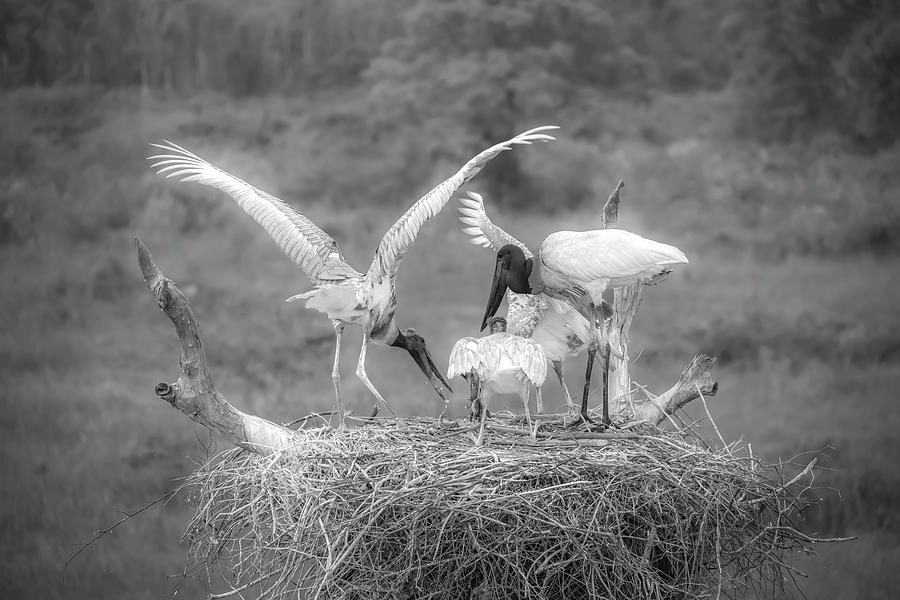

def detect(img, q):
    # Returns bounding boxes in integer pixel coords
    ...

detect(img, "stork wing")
[457,191,533,258]
[366,126,557,283]
[542,229,687,286]
[513,336,548,387]
[148,142,360,284]
[447,337,483,379]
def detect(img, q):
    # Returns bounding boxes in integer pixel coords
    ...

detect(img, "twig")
[283,412,336,429]
[209,571,277,599]
[65,489,178,568]
[697,383,726,448]
[487,424,642,440]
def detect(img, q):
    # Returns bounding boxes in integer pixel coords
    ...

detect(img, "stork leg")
[331,321,346,429]
[533,386,543,439]
[578,343,597,426]
[355,336,397,417]
[600,340,611,426]
[475,393,490,446]
[573,303,609,429]
[552,360,576,416]
[466,374,483,421]
[534,379,545,414]
[519,387,534,439]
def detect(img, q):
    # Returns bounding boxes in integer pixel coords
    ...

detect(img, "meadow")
[1,85,898,599]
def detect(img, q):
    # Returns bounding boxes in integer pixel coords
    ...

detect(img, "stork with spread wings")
[149,126,557,427]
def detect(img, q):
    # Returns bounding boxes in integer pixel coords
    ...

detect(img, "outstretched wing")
[457,191,533,258]
[447,337,483,379]
[514,337,548,387]
[366,126,557,284]
[148,141,360,285]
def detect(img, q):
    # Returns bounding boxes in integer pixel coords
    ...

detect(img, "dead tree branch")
[137,238,297,456]
[633,355,719,426]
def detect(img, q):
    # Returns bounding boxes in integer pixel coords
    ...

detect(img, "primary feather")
[457,191,532,258]
[367,126,557,284]
[148,141,360,285]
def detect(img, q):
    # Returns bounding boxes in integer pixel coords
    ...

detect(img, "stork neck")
[371,318,400,346]
[388,329,408,349]
[527,262,544,295]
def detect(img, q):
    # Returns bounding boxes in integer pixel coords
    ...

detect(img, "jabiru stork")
[448,316,547,444]
[149,126,557,428]
[479,228,688,429]
[457,191,592,416]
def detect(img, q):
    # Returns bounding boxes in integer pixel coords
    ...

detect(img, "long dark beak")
[409,345,453,399]
[480,255,508,331]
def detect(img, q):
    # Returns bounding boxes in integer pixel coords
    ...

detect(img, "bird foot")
[565,412,612,432]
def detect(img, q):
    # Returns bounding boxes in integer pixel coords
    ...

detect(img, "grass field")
[1,87,898,599]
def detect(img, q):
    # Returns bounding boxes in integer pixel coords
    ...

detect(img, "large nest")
[180,417,822,600]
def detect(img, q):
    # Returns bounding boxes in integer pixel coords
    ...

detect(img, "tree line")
[2,0,897,147]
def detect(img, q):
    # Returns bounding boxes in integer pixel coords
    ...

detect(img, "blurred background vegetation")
[1,1,899,599]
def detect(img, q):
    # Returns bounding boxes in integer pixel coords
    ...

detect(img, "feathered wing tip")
[517,337,548,387]
[457,190,534,256]
[147,140,358,284]
[458,191,493,248]
[672,247,689,264]
[447,337,482,380]
[659,244,689,266]
[646,238,689,266]
[366,126,557,284]
[148,140,215,181]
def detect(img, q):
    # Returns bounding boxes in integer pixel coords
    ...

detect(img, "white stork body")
[458,192,591,413]
[537,229,687,307]
[481,220,688,427]
[149,126,556,427]
[448,316,547,443]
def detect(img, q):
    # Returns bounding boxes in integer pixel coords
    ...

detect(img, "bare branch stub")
[136,238,296,455]
[601,179,625,229]
[636,355,719,426]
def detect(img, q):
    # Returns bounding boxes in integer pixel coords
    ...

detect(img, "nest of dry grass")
[179,416,826,600]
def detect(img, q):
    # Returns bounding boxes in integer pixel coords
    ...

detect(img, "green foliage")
[732,0,900,147]
[357,0,736,208]
[0,0,407,93]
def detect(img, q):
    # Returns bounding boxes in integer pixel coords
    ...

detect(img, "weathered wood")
[599,180,693,416]
[599,180,637,411]
[600,179,624,228]
[632,355,719,426]
[137,238,297,456]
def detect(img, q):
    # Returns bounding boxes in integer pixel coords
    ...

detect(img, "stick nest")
[180,418,822,600]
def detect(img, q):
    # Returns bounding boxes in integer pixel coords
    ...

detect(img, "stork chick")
[448,316,547,444]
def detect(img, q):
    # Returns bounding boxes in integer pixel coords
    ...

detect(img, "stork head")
[481,244,532,331]
[391,328,453,400]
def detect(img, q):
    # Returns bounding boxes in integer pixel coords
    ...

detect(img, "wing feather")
[448,337,483,379]
[457,191,533,257]
[516,337,548,386]
[541,229,687,286]
[366,126,557,283]
[148,141,360,284]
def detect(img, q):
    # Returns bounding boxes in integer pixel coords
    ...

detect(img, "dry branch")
[600,179,625,228]
[628,355,719,426]
[137,238,296,456]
